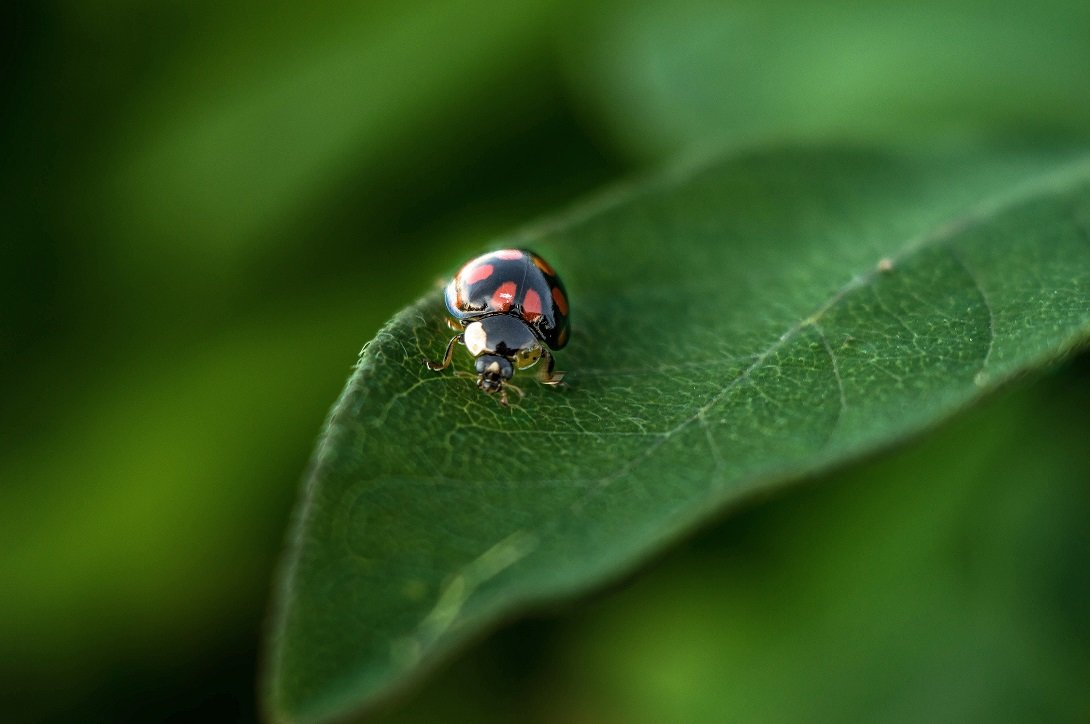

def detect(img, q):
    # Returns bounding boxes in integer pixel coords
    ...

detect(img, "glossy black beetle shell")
[443,248,570,350]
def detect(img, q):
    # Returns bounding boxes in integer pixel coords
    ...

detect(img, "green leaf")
[265,143,1090,723]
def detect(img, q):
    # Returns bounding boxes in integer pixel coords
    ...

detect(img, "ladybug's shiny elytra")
[424,248,570,405]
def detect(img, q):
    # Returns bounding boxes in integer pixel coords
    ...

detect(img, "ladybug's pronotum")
[424,248,570,405]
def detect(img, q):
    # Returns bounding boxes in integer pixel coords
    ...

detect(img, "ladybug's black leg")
[444,317,461,332]
[537,349,565,386]
[423,334,463,371]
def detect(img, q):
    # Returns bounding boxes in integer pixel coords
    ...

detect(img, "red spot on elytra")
[551,286,568,315]
[462,263,494,285]
[493,249,523,260]
[522,289,543,321]
[491,281,517,311]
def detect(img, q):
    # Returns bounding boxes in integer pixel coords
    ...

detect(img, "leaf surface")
[266,144,1090,722]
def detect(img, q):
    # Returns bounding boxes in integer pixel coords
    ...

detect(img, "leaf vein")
[814,322,847,444]
[947,246,995,382]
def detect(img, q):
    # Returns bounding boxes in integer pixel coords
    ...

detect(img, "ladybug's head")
[475,354,514,394]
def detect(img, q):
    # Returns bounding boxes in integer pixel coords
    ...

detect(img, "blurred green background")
[3,0,1089,721]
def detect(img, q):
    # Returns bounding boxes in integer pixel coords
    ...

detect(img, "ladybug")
[424,248,570,405]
